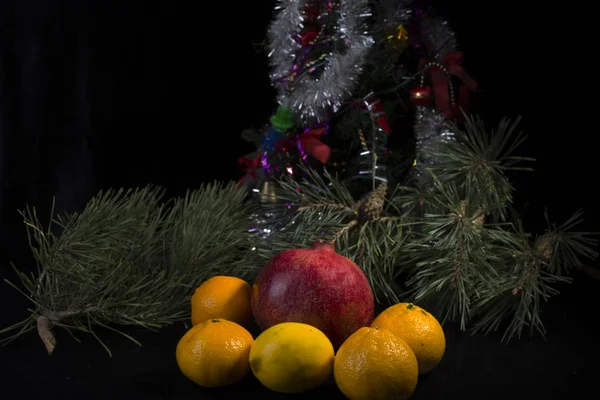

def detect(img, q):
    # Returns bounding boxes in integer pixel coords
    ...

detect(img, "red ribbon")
[418,51,478,121]
[237,154,260,187]
[300,127,331,163]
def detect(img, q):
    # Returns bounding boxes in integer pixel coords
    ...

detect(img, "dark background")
[0,1,596,399]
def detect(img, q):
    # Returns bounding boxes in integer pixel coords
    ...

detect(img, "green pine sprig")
[0,182,254,356]
[426,114,535,222]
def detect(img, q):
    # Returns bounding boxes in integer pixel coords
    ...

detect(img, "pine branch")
[470,211,597,343]
[239,107,597,345]
[246,166,413,302]
[392,158,598,343]
[538,209,599,276]
[426,114,535,222]
[334,217,407,303]
[399,177,516,330]
[0,182,253,355]
[242,168,356,265]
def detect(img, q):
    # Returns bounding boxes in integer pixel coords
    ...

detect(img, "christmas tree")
[1,0,597,355]
[237,0,598,342]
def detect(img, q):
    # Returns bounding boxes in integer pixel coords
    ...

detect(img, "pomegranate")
[251,239,375,348]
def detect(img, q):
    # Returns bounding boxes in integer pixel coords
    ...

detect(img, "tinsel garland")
[267,0,374,124]
[420,14,457,61]
[411,106,455,184]
[376,0,412,33]
[355,93,389,186]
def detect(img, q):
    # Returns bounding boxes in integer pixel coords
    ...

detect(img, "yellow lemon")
[334,327,418,400]
[249,322,335,393]
[175,318,254,387]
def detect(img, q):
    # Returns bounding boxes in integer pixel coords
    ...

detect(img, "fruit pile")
[176,241,446,400]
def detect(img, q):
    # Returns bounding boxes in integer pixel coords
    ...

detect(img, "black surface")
[1,270,599,399]
[1,1,598,399]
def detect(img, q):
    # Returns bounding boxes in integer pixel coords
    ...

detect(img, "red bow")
[274,127,331,164]
[418,51,478,121]
[299,127,331,163]
[237,154,261,187]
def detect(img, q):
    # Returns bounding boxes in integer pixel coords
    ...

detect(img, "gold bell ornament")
[259,180,277,204]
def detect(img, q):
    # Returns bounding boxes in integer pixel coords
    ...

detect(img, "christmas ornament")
[409,86,434,106]
[301,27,319,46]
[250,239,375,348]
[263,127,285,153]
[269,105,295,132]
[263,106,295,152]
[386,24,409,53]
[259,180,277,204]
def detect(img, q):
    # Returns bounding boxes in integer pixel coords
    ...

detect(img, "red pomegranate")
[250,239,375,348]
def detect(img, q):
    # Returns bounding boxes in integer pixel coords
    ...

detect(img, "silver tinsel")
[378,0,413,32]
[248,207,291,242]
[267,0,374,125]
[356,93,388,186]
[246,190,299,258]
[421,15,457,61]
[412,106,455,184]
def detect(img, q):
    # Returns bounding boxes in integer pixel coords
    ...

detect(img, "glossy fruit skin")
[371,302,446,374]
[334,327,419,400]
[175,318,254,387]
[191,275,252,326]
[249,322,335,393]
[251,240,375,348]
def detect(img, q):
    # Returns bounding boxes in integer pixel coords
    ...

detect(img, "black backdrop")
[0,1,582,265]
[0,1,597,399]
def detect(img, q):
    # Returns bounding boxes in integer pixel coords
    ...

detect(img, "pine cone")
[535,234,554,261]
[357,181,388,222]
[457,200,485,232]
